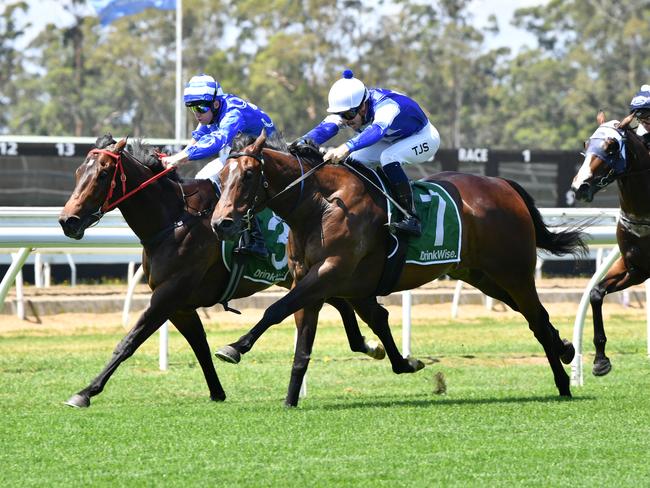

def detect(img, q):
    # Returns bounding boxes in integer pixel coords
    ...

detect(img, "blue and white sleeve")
[303,115,345,145]
[186,112,244,160]
[346,100,400,152]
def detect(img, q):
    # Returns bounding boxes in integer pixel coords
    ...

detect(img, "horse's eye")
[243,169,253,181]
[98,170,109,180]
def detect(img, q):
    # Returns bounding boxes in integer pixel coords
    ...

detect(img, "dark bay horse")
[571,112,650,376]
[211,132,587,406]
[58,135,383,408]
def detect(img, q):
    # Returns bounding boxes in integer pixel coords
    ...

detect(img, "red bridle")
[86,148,175,214]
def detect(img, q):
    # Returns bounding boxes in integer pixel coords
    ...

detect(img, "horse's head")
[571,112,632,202]
[211,130,268,241]
[59,135,128,239]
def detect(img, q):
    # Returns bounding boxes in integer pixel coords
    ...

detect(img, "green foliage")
[2,0,650,147]
[1,312,650,485]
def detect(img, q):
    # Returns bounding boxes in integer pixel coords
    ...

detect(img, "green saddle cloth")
[404,181,462,265]
[221,208,290,285]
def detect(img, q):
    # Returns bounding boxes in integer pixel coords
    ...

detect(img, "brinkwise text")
[419,249,457,261]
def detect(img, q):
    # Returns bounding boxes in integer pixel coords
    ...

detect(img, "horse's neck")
[117,162,182,241]
[263,150,383,232]
[263,150,322,222]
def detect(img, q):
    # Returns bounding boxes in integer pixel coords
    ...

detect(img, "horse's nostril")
[59,215,82,236]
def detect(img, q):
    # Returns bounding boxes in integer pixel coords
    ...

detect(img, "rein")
[226,150,327,216]
[85,148,176,225]
[342,161,411,217]
[96,149,177,212]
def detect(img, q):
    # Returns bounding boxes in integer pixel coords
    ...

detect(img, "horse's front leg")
[216,260,339,364]
[591,257,645,376]
[285,302,323,407]
[65,283,185,408]
[169,308,226,401]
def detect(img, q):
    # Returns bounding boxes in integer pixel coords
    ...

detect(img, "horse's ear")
[596,110,606,125]
[252,128,267,153]
[115,139,128,153]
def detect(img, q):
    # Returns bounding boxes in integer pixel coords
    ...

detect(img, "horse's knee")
[590,286,605,306]
[261,304,287,326]
[113,337,135,358]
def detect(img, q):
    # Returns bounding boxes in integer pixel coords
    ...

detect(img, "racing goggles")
[635,112,650,124]
[337,106,361,121]
[187,103,212,114]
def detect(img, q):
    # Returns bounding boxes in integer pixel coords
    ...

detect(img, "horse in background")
[58,134,383,407]
[571,111,650,376]
[211,132,587,406]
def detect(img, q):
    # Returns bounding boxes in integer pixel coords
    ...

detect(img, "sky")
[469,0,547,52]
[3,0,548,53]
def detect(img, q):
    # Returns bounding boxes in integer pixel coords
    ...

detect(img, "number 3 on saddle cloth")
[377,179,462,296]
[220,208,291,295]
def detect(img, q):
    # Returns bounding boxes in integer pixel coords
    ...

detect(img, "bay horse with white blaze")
[211,132,587,407]
[58,135,383,408]
[571,112,650,376]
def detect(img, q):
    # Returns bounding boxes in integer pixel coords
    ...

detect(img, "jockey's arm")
[303,115,346,145]
[165,111,243,168]
[345,101,399,152]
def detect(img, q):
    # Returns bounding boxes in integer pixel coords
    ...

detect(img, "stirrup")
[237,236,269,258]
[392,216,421,237]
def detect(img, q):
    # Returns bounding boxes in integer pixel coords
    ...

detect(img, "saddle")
[344,162,463,296]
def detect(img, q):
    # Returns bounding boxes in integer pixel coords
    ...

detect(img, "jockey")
[162,74,275,258]
[629,84,650,149]
[298,70,440,237]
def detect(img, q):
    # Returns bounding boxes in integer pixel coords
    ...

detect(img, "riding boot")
[382,161,421,237]
[239,216,269,258]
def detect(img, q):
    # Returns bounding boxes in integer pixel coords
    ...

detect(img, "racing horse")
[211,132,587,406]
[58,134,384,408]
[571,111,650,376]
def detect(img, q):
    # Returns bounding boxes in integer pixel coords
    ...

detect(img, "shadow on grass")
[307,393,595,411]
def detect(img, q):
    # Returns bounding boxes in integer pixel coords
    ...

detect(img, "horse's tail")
[505,179,588,257]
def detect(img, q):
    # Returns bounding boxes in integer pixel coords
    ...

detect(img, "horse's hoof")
[65,393,90,408]
[559,390,572,398]
[215,345,241,364]
[210,392,227,402]
[407,357,425,372]
[592,358,612,376]
[365,340,386,360]
[560,339,575,364]
[283,400,298,408]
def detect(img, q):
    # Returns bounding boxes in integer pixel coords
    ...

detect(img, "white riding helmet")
[326,70,368,113]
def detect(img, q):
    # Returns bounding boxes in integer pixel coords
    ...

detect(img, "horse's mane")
[231,131,288,153]
[94,133,182,182]
[287,138,324,165]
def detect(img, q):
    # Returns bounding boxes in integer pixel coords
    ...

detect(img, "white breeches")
[350,121,440,167]
[194,145,231,183]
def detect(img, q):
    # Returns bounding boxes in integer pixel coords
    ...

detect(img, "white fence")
[0,206,640,384]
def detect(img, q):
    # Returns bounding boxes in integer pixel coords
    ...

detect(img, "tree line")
[1,0,649,149]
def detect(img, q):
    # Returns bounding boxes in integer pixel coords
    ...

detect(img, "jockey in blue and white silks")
[162,73,275,257]
[163,74,275,180]
[299,70,440,237]
[629,84,650,148]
